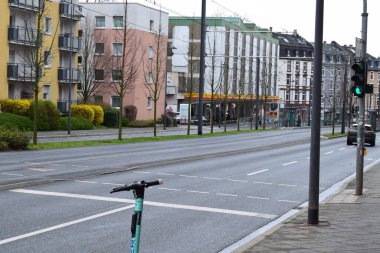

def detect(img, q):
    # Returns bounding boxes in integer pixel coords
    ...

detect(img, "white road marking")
[186,190,209,194]
[179,175,198,178]
[102,183,124,186]
[71,165,89,168]
[338,148,346,150]
[278,200,301,204]
[366,158,374,161]
[75,180,98,184]
[216,193,238,197]
[25,168,55,172]
[246,196,270,200]
[204,177,224,180]
[11,189,277,219]
[0,205,134,246]
[228,179,248,183]
[158,187,181,191]
[324,151,333,155]
[282,161,298,166]
[278,184,297,187]
[2,173,23,177]
[252,181,273,185]
[24,162,41,165]
[246,169,269,176]
[156,173,174,176]
[132,171,151,174]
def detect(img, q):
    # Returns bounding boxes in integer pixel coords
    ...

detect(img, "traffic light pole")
[356,0,368,196]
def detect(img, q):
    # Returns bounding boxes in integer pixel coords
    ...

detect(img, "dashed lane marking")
[252,181,273,185]
[278,200,301,204]
[179,175,198,178]
[132,171,151,174]
[71,165,89,168]
[1,173,24,177]
[246,169,269,176]
[186,190,209,194]
[204,177,224,180]
[246,196,270,200]
[101,183,124,186]
[228,179,248,183]
[24,162,41,165]
[338,148,346,150]
[324,151,334,155]
[10,189,277,219]
[75,180,98,184]
[282,161,298,166]
[156,173,175,176]
[157,187,181,191]
[216,193,238,197]
[278,184,297,187]
[25,168,55,172]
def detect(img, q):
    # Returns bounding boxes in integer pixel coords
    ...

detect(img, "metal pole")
[67,2,73,135]
[356,0,368,196]
[255,58,260,130]
[308,78,312,126]
[198,0,206,135]
[341,61,348,133]
[308,0,324,225]
[163,71,168,130]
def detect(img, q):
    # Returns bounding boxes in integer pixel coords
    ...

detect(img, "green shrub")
[121,117,129,127]
[0,99,31,116]
[28,100,60,131]
[0,141,7,151]
[88,105,104,125]
[71,105,95,122]
[0,112,33,131]
[0,126,31,150]
[128,120,155,128]
[58,117,94,130]
[102,109,119,128]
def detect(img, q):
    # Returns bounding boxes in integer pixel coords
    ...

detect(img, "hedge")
[28,100,60,131]
[88,105,104,126]
[0,126,31,151]
[102,109,119,128]
[0,99,30,116]
[58,117,94,130]
[71,105,95,122]
[0,112,33,131]
[128,120,155,128]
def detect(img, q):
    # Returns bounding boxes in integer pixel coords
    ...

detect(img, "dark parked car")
[190,116,206,125]
[347,124,376,146]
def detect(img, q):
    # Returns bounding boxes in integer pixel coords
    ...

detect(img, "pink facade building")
[81,2,168,120]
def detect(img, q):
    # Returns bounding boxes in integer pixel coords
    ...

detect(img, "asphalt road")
[1,128,378,253]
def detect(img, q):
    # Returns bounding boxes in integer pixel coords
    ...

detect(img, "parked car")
[190,116,206,125]
[347,124,376,146]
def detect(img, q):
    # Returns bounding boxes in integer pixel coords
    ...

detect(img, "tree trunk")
[118,98,123,140]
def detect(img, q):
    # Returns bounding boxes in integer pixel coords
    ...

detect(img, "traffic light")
[351,60,366,98]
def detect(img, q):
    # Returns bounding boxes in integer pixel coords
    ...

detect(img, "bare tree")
[22,1,59,145]
[143,16,167,137]
[79,15,108,104]
[104,1,142,140]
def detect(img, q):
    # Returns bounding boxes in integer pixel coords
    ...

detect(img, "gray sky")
[135,0,380,57]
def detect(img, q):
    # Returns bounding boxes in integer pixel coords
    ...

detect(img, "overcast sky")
[133,0,380,57]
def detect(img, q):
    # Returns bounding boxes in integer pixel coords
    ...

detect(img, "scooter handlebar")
[110,179,163,194]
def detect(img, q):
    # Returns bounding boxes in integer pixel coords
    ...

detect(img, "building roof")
[272,31,313,49]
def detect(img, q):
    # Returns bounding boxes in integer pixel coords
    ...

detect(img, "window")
[148,71,153,83]
[147,97,152,109]
[286,91,290,101]
[111,96,120,108]
[322,68,325,76]
[78,55,82,65]
[286,74,291,85]
[338,69,341,77]
[295,61,300,71]
[295,92,298,101]
[287,61,291,72]
[112,43,123,55]
[44,51,51,67]
[113,16,124,28]
[311,63,314,73]
[112,70,122,81]
[295,75,299,86]
[95,69,104,81]
[43,85,50,100]
[303,76,307,86]
[287,50,290,57]
[330,67,334,76]
[370,71,374,80]
[149,20,154,31]
[45,17,52,34]
[95,16,105,28]
[378,72,380,80]
[329,79,333,90]
[148,46,154,59]
[303,62,307,72]
[302,92,306,101]
[95,43,104,54]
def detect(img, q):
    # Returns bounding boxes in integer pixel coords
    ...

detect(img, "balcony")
[58,68,81,83]
[8,26,42,47]
[7,63,41,82]
[59,2,83,21]
[9,0,42,11]
[59,35,82,52]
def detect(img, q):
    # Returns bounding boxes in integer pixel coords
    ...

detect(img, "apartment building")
[273,30,314,127]
[80,2,168,120]
[366,56,380,112]
[0,0,82,113]
[169,17,279,122]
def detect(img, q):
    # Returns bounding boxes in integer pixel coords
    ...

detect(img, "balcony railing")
[57,100,78,114]
[8,26,42,47]
[7,63,41,82]
[59,2,83,21]
[58,35,82,52]
[9,0,43,11]
[58,68,81,83]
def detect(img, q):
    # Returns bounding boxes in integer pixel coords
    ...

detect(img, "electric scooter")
[110,179,163,253]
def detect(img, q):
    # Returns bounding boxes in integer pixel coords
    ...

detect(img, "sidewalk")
[240,161,380,253]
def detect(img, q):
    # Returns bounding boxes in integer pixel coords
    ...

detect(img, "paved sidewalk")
[241,162,380,253]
